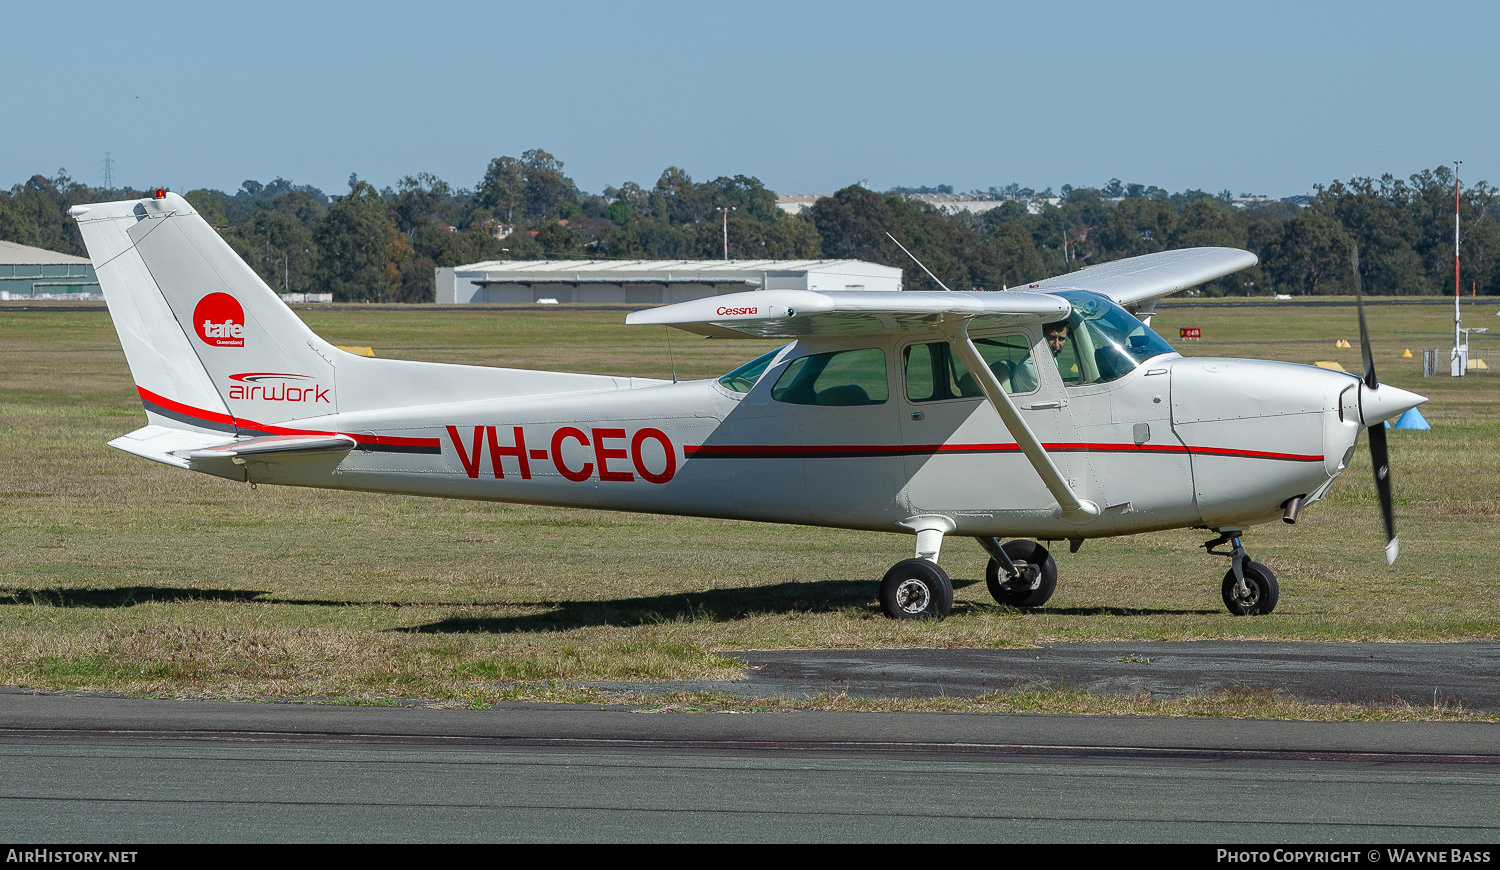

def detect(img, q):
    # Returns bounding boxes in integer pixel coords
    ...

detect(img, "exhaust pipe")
[1282,495,1303,525]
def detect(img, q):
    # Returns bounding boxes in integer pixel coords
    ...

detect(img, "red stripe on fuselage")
[134,388,1322,464]
[137,386,238,426]
[135,386,440,449]
[683,442,1323,462]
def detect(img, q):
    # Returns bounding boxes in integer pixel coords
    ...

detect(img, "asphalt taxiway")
[0,693,1497,842]
[698,641,1500,710]
[2,639,1498,843]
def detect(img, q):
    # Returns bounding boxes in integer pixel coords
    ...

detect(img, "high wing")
[625,289,1070,338]
[628,248,1254,338]
[1023,247,1257,309]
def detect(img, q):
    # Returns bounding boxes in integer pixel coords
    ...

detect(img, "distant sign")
[1180,327,1201,340]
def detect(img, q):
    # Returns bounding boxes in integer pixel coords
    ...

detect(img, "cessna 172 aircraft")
[71,191,1426,620]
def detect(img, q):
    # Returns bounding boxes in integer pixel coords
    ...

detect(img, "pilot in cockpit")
[1043,320,1070,358]
[1000,319,1070,393]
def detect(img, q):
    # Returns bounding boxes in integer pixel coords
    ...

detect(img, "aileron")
[1026,247,1258,307]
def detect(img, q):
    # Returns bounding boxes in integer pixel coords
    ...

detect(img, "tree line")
[2,157,1495,301]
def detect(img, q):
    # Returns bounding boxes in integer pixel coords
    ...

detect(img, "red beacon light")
[153,188,166,199]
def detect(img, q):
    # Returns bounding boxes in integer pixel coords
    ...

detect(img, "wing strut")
[942,321,1101,523]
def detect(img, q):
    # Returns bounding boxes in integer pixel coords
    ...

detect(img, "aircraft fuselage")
[209,330,1361,541]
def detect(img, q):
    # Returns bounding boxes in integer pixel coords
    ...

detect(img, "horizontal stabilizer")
[184,433,358,481]
[108,425,237,470]
[185,434,358,459]
[107,426,359,480]
[626,289,1070,338]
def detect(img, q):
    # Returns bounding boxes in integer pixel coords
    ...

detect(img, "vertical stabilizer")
[76,193,342,429]
[76,192,658,440]
[75,195,235,433]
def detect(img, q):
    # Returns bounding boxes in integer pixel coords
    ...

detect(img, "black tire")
[1221,561,1279,615]
[879,558,954,620]
[985,540,1058,608]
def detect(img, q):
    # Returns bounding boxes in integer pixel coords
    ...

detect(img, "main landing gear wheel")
[880,558,954,620]
[985,540,1057,608]
[1221,561,1279,616]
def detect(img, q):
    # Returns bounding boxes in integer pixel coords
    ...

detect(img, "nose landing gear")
[1204,532,1279,615]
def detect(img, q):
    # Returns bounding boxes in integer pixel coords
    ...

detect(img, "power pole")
[102,152,114,190]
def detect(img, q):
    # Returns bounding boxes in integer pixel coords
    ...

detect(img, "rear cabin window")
[903,335,1037,402]
[717,346,785,394]
[771,348,888,406]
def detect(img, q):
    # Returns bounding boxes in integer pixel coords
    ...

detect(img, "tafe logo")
[194,293,245,347]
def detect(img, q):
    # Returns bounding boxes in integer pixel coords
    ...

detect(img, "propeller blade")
[1354,244,1402,563]
[1366,421,1398,564]
[1353,246,1379,390]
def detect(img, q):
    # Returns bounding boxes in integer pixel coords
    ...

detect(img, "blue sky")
[5,1,1495,198]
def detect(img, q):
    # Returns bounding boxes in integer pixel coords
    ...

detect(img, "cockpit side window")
[1049,291,1176,386]
[903,335,1037,402]
[771,347,888,406]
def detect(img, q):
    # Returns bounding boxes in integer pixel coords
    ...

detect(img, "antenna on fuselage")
[885,232,954,292]
[663,326,678,384]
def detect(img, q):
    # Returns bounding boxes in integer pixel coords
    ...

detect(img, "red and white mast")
[1453,161,1465,376]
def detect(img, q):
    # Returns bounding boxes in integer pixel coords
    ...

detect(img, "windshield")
[717,346,787,393]
[1050,291,1176,386]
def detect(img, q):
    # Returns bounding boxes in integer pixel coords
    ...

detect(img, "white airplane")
[70,191,1427,620]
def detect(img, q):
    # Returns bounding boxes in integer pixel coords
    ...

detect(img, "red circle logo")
[193,293,245,347]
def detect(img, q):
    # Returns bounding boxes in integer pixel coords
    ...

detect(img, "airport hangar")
[0,240,99,299]
[435,259,903,305]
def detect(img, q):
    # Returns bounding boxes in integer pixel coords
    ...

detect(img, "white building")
[902,192,1062,216]
[436,259,903,305]
[774,193,826,215]
[902,193,1008,215]
[0,240,100,300]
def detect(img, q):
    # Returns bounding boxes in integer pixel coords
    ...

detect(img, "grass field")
[2,298,1497,717]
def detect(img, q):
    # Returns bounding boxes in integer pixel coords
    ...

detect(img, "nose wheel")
[1205,532,1279,615]
[1221,561,1278,615]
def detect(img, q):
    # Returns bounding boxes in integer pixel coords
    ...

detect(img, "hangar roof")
[0,240,91,266]
[453,259,900,285]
